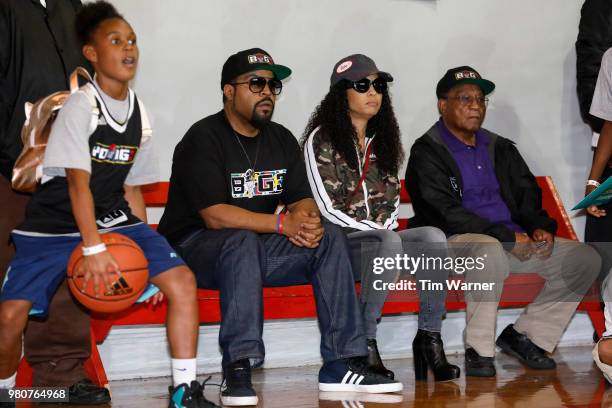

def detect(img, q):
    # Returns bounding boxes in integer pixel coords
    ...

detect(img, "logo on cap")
[248,53,273,65]
[455,71,479,80]
[337,60,353,74]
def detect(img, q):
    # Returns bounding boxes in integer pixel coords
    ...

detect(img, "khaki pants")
[448,233,600,357]
[0,175,90,386]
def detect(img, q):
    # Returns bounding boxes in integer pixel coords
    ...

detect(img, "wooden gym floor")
[35,345,610,408]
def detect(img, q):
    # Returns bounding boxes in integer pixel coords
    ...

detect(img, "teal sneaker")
[168,381,219,408]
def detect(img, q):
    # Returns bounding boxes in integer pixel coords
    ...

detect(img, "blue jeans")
[175,223,368,367]
[347,227,449,336]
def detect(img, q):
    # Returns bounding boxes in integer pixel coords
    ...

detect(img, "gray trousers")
[448,234,600,357]
[347,226,449,338]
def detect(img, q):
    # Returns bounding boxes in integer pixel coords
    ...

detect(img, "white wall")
[110,0,592,237]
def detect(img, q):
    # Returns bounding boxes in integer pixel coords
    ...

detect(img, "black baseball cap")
[436,66,495,98]
[330,54,393,86]
[220,48,292,89]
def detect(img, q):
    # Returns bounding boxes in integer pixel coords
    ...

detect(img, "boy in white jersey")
[0,2,218,407]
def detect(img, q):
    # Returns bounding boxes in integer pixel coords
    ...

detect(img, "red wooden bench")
[16,176,605,389]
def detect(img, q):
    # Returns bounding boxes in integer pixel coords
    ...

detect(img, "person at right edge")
[576,0,612,283]
[406,66,600,378]
[587,47,612,383]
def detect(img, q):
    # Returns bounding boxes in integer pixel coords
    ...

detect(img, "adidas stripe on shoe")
[318,357,403,394]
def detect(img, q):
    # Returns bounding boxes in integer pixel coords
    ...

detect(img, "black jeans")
[175,223,367,367]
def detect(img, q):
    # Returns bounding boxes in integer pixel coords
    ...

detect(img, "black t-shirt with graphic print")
[158,110,313,245]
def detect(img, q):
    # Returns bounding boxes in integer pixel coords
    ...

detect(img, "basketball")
[67,232,149,313]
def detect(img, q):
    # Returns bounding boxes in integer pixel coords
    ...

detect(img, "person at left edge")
[0,2,218,407]
[0,0,109,403]
[157,48,403,407]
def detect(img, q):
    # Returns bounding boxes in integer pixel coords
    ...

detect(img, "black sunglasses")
[230,76,283,95]
[346,77,388,94]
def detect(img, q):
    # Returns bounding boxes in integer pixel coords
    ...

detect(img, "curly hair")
[302,82,404,175]
[75,1,125,46]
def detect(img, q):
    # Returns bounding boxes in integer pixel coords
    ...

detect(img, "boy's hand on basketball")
[79,250,121,297]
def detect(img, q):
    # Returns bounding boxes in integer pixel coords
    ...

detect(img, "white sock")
[171,358,196,387]
[0,372,16,389]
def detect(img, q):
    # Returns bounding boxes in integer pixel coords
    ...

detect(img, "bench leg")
[15,358,32,387]
[84,327,110,390]
[587,308,606,338]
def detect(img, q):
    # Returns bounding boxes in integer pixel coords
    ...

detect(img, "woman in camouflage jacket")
[302,54,460,383]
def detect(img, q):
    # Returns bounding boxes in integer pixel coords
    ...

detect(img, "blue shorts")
[0,223,185,316]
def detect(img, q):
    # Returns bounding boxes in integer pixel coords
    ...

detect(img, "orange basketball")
[67,232,149,313]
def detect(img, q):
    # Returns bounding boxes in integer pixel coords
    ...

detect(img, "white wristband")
[82,243,107,256]
[587,179,601,188]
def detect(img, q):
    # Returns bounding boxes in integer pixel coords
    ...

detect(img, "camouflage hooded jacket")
[304,126,400,231]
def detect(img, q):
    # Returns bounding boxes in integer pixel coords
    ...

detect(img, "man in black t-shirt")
[158,48,402,406]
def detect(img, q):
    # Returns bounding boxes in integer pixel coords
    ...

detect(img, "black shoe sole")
[465,365,496,377]
[433,368,461,382]
[495,337,556,370]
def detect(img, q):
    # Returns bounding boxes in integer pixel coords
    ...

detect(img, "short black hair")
[75,1,125,45]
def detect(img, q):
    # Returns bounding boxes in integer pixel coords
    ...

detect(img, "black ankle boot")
[366,338,395,380]
[412,329,461,382]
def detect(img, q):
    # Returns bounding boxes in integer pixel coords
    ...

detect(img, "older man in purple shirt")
[437,120,525,233]
[406,66,600,378]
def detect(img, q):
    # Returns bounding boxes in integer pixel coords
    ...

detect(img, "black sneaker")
[221,359,258,406]
[168,381,220,408]
[496,324,557,369]
[465,348,496,377]
[318,357,403,394]
[66,379,111,405]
